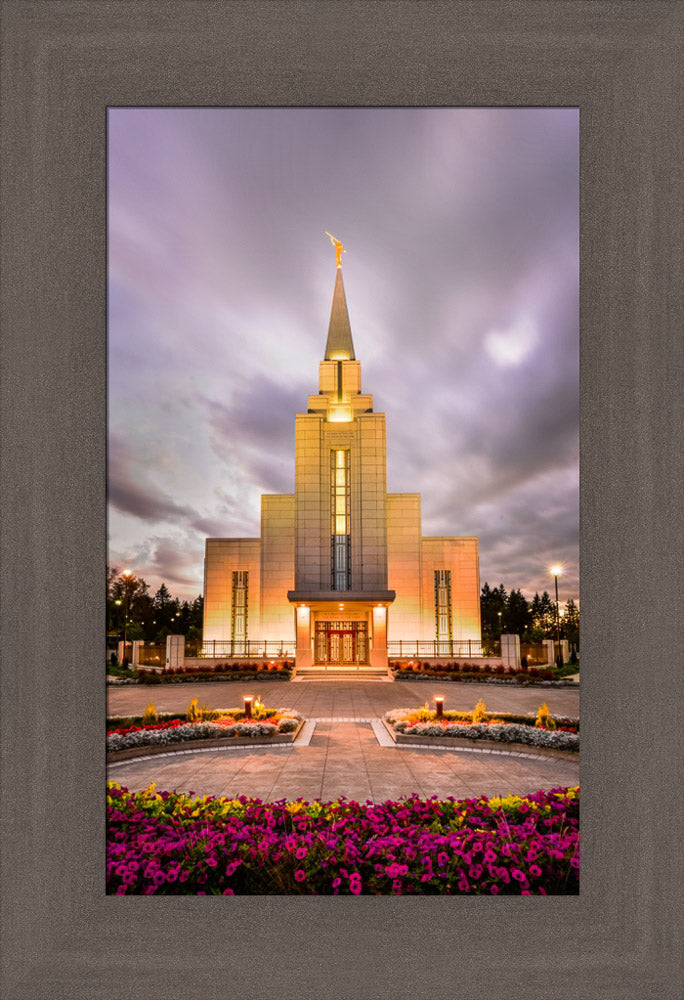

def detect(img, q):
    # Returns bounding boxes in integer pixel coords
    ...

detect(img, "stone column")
[560,639,570,663]
[165,634,185,671]
[117,640,126,665]
[131,640,144,667]
[542,639,555,665]
[295,606,312,668]
[371,606,388,669]
[500,634,521,672]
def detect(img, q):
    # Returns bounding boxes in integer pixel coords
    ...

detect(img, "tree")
[531,590,556,637]
[480,583,508,644]
[506,588,531,637]
[107,568,151,642]
[563,598,580,648]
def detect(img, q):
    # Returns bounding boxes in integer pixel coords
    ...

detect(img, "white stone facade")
[203,263,481,668]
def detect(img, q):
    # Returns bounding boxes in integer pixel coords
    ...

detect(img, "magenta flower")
[294,870,306,882]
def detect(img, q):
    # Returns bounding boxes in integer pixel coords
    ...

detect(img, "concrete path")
[108,678,579,720]
[108,720,579,805]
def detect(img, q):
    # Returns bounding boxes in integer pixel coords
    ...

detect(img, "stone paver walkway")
[107,680,579,802]
[108,678,579,720]
[108,719,579,803]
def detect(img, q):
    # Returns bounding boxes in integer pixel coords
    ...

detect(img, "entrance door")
[314,621,368,667]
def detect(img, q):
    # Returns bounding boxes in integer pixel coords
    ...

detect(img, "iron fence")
[199,640,296,659]
[387,640,488,659]
[520,642,549,665]
[137,643,166,667]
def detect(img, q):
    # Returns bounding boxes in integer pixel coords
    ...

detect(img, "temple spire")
[323,233,355,360]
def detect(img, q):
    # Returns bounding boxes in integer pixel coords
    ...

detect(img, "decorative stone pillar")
[295,606,312,668]
[371,606,388,669]
[500,633,521,672]
[560,639,570,663]
[165,634,185,671]
[131,640,144,667]
[542,639,555,665]
[117,640,125,665]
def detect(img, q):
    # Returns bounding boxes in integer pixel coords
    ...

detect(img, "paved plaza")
[107,679,579,802]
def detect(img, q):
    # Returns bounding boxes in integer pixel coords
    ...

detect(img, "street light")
[121,569,132,665]
[114,599,122,648]
[550,565,563,667]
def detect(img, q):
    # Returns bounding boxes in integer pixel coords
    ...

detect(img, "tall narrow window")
[232,571,248,650]
[331,449,351,590]
[434,569,452,644]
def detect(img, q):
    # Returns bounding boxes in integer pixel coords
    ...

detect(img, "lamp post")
[550,565,563,667]
[121,569,132,666]
[114,600,122,659]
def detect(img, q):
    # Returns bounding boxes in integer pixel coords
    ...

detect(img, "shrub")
[535,702,556,730]
[142,702,158,725]
[138,669,161,684]
[186,698,201,723]
[520,656,528,670]
[471,698,487,724]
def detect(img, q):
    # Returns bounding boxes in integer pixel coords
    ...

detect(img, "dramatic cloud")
[108,108,579,603]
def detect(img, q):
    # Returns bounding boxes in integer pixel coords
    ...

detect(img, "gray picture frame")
[1,2,681,998]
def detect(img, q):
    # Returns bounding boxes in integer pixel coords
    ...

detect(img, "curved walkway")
[107,718,579,803]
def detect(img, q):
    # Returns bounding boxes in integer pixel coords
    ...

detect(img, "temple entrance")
[314,620,368,666]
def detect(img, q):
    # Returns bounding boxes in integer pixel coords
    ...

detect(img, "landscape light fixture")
[434,696,445,718]
[243,696,253,720]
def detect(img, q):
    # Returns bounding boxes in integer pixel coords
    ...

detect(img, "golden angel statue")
[325,231,346,267]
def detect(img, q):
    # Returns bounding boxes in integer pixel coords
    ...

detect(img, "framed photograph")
[1,2,679,998]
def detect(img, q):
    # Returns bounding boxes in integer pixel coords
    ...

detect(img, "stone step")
[294,669,391,682]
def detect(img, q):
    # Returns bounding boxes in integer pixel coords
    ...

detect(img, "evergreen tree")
[539,590,557,637]
[480,583,508,643]
[506,588,531,636]
[563,598,580,648]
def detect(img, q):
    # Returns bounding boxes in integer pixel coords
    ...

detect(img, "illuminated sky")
[108,107,579,604]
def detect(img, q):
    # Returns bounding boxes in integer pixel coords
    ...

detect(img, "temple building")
[203,236,481,671]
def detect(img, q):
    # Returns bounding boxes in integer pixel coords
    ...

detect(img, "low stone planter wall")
[380,719,577,759]
[107,719,304,762]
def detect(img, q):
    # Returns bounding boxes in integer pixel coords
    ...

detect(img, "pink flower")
[294,870,306,882]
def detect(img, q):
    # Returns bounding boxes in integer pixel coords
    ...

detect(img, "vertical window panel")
[232,570,248,649]
[331,449,351,590]
[434,569,452,640]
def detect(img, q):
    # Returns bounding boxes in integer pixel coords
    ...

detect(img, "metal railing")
[520,642,550,665]
[199,640,295,659]
[137,643,166,667]
[387,640,487,659]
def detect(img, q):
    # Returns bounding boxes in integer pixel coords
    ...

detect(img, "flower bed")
[134,661,294,684]
[107,702,303,754]
[389,661,574,685]
[106,783,579,895]
[384,703,579,753]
